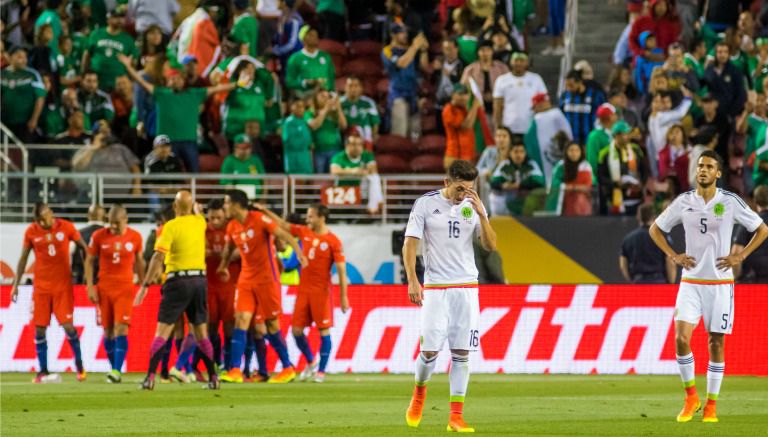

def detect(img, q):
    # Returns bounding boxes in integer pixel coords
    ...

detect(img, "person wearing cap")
[174,0,222,78]
[586,103,618,177]
[560,69,606,145]
[443,83,481,168]
[81,5,138,92]
[460,40,509,115]
[231,0,260,58]
[220,134,267,198]
[633,31,664,95]
[118,53,244,173]
[144,134,184,212]
[493,51,547,136]
[181,55,210,88]
[382,23,430,139]
[0,47,47,143]
[285,26,335,95]
[524,92,573,184]
[628,0,681,58]
[597,120,648,216]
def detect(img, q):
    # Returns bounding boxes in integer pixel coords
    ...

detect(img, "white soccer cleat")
[36,373,62,384]
[313,371,326,383]
[299,359,318,382]
[168,367,189,383]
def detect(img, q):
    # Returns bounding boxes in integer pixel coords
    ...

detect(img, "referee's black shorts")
[158,276,208,325]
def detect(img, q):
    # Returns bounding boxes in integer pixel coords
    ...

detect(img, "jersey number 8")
[47,244,56,256]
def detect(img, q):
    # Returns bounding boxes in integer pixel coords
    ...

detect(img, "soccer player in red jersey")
[84,204,145,383]
[10,203,89,383]
[217,190,307,383]
[204,198,240,373]
[260,204,349,382]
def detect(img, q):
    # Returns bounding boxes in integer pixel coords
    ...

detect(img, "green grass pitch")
[2,373,768,436]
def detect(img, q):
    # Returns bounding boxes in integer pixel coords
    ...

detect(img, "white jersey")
[405,190,483,288]
[492,71,547,133]
[655,189,763,282]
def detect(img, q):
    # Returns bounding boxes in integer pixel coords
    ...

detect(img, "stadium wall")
[2,285,767,375]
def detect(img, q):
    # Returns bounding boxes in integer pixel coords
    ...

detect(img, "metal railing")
[0,172,446,223]
[557,0,579,96]
[0,124,29,217]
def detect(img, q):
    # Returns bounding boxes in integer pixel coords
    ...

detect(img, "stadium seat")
[348,40,382,57]
[335,76,347,93]
[318,39,347,57]
[421,114,438,134]
[375,134,415,155]
[331,55,345,76]
[199,154,223,173]
[410,154,445,173]
[376,78,389,98]
[208,132,231,158]
[418,134,446,155]
[375,154,410,174]
[342,58,383,79]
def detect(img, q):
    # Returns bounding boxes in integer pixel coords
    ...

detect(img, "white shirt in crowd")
[493,71,547,133]
[405,191,484,287]
[532,107,573,184]
[257,0,282,18]
[655,188,763,281]
[128,0,180,35]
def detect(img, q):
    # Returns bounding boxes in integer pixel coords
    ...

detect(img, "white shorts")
[674,282,734,334]
[420,287,480,351]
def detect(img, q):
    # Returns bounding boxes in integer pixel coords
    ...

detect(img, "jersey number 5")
[448,221,460,239]
[700,218,707,234]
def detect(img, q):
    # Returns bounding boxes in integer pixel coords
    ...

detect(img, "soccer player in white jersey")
[650,150,768,423]
[402,160,497,432]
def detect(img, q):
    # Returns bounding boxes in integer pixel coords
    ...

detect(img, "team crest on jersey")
[125,242,134,251]
[460,206,474,221]
[56,232,65,241]
[246,229,254,239]
[320,242,328,251]
[713,203,725,217]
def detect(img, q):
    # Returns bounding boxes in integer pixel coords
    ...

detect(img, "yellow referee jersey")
[154,214,207,273]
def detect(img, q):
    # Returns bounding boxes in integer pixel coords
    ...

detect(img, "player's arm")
[649,223,696,269]
[216,241,235,282]
[335,260,349,313]
[75,238,88,260]
[402,236,422,306]
[84,251,98,304]
[10,246,32,303]
[253,203,290,231]
[135,250,166,305]
[618,256,631,282]
[665,256,677,283]
[135,251,147,286]
[717,223,768,270]
[272,227,308,267]
[466,188,497,251]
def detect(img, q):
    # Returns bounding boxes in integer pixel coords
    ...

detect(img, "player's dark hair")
[207,198,224,211]
[688,36,704,53]
[83,69,98,78]
[33,202,49,219]
[309,203,330,220]
[699,149,724,171]
[566,69,583,82]
[638,203,656,224]
[346,74,362,83]
[510,134,525,147]
[447,160,478,182]
[226,189,250,209]
[754,185,768,208]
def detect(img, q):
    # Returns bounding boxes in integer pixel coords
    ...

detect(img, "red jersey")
[225,211,279,285]
[290,224,345,294]
[88,227,143,287]
[206,224,240,291]
[23,218,81,293]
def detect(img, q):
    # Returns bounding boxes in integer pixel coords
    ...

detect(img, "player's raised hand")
[408,281,423,306]
[134,286,148,306]
[672,253,696,269]
[87,285,99,304]
[465,189,485,217]
[216,265,231,282]
[716,253,744,270]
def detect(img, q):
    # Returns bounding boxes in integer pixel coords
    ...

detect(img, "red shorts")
[235,280,281,323]
[98,284,134,328]
[208,287,235,326]
[292,292,333,329]
[32,289,74,327]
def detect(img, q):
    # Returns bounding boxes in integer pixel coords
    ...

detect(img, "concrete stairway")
[572,0,628,84]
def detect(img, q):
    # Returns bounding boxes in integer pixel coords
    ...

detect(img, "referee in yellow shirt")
[134,190,220,390]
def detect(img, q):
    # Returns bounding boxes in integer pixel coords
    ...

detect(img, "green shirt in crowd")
[285,49,335,93]
[220,154,266,195]
[746,114,767,159]
[75,0,108,29]
[35,9,63,56]
[754,136,768,187]
[281,114,314,174]
[305,109,342,153]
[684,53,705,80]
[154,87,207,142]
[457,35,478,65]
[1,67,47,125]
[585,127,611,178]
[231,12,260,58]
[57,51,80,82]
[331,150,375,186]
[77,89,115,126]
[317,0,345,15]
[340,95,380,143]
[86,27,138,90]
[222,68,273,139]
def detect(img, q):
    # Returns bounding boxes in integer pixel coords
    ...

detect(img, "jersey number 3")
[448,221,460,239]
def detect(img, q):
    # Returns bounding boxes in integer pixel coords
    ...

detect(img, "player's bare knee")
[62,323,76,334]
[708,333,725,349]
[291,326,304,337]
[675,332,691,349]
[421,351,439,360]
[450,349,469,357]
[35,326,46,336]
[253,324,267,337]
[114,324,128,337]
[265,318,280,334]
[318,328,330,337]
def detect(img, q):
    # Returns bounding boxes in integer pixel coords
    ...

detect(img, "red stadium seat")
[376,78,389,98]
[331,55,345,75]
[421,114,438,133]
[418,134,446,155]
[375,134,415,155]
[375,154,410,174]
[318,39,347,57]
[349,40,382,57]
[410,154,445,173]
[335,76,347,92]
[342,58,383,79]
[199,154,223,173]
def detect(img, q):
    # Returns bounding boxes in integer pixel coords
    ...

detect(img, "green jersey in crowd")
[281,114,314,174]
[585,126,611,178]
[154,87,207,142]
[490,158,546,215]
[331,150,375,186]
[57,51,80,83]
[456,35,478,65]
[231,12,260,58]
[340,95,380,144]
[220,153,266,195]
[745,114,767,159]
[305,109,342,153]
[86,27,138,90]
[1,67,47,126]
[78,88,115,126]
[222,68,274,139]
[317,0,345,15]
[285,49,335,93]
[34,8,63,56]
[754,135,768,187]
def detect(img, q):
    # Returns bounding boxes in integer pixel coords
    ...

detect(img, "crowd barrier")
[2,284,767,375]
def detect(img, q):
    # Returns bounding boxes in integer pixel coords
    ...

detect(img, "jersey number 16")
[448,221,460,239]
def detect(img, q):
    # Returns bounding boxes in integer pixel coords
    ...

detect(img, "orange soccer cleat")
[702,401,718,423]
[220,368,244,383]
[76,370,87,382]
[676,394,701,423]
[447,413,475,432]
[267,367,296,384]
[405,385,427,428]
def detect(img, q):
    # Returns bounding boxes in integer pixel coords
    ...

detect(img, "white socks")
[415,352,437,385]
[676,353,695,386]
[706,361,725,401]
[449,353,470,401]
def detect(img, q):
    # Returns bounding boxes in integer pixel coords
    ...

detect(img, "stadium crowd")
[1,0,767,218]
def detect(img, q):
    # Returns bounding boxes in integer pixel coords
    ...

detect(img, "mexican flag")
[468,78,494,154]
